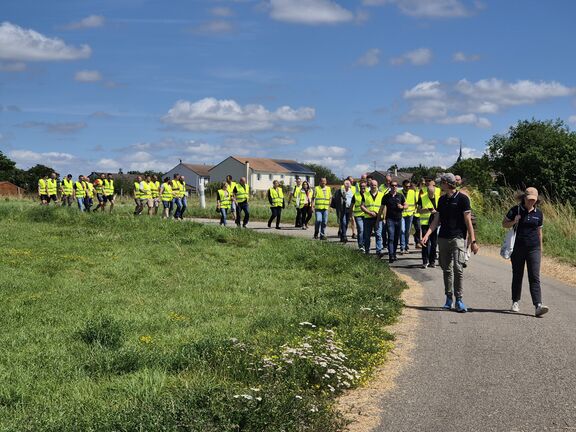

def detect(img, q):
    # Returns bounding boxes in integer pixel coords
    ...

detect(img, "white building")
[209,156,315,191]
[163,163,213,193]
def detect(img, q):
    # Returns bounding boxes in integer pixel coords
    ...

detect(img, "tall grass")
[0,201,403,431]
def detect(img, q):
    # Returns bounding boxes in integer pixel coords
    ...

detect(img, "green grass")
[0,200,404,431]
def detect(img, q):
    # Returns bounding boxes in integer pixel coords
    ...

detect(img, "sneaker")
[313,235,318,239]
[275,226,281,230]
[511,301,520,313]
[320,236,327,241]
[442,296,453,310]
[301,226,306,230]
[462,262,468,268]
[388,257,394,263]
[267,222,272,228]
[359,247,365,253]
[428,263,436,268]
[455,299,468,313]
[421,263,428,269]
[352,234,357,239]
[535,304,549,317]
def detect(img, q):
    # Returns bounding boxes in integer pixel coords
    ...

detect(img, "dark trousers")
[268,207,282,228]
[301,205,313,226]
[235,201,250,226]
[295,207,303,227]
[386,218,402,258]
[511,247,542,305]
[421,224,437,265]
[412,216,422,245]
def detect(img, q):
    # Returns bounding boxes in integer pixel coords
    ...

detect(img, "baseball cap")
[440,173,457,186]
[525,187,538,200]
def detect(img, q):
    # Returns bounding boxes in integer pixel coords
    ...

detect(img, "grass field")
[0,201,404,431]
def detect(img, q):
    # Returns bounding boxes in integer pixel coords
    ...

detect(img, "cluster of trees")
[0,153,56,192]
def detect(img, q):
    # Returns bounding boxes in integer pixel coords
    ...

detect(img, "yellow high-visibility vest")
[235,184,250,203]
[161,183,173,201]
[363,191,384,219]
[38,179,47,195]
[218,189,231,209]
[171,180,182,198]
[62,179,73,195]
[134,182,142,199]
[353,191,365,217]
[400,189,417,217]
[292,186,302,207]
[149,181,160,198]
[94,180,104,195]
[46,179,57,195]
[419,192,439,226]
[84,182,95,198]
[75,181,86,198]
[314,186,331,210]
[269,187,284,207]
[103,179,114,195]
[298,189,312,209]
[141,182,152,199]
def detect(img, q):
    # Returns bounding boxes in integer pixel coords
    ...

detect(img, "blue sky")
[1,0,575,177]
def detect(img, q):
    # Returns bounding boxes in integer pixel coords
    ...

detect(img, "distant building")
[0,181,24,196]
[163,163,213,193]
[368,170,413,185]
[209,156,315,191]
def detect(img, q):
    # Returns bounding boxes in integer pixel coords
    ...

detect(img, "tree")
[401,165,444,182]
[487,119,576,202]
[449,156,494,192]
[299,163,340,184]
[0,151,22,183]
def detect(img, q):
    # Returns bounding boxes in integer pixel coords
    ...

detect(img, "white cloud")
[17,121,87,133]
[193,20,234,34]
[569,115,576,125]
[402,78,575,128]
[210,7,234,17]
[10,149,78,169]
[356,48,381,67]
[303,145,347,157]
[63,15,105,30]
[393,132,424,145]
[269,0,355,24]
[0,22,91,62]
[453,51,480,62]
[302,156,347,172]
[391,48,432,66]
[162,97,315,132]
[74,70,102,82]
[363,0,478,18]
[0,61,26,71]
[445,136,461,145]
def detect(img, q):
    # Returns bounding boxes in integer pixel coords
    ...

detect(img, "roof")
[181,163,212,177]
[230,156,289,173]
[274,160,315,174]
[0,181,22,188]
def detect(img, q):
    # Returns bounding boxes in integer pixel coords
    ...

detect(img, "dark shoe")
[267,222,272,228]
[276,226,281,230]
[314,235,318,239]
[388,257,394,263]
[463,262,468,268]
[320,236,327,241]
[429,263,436,268]
[352,234,357,239]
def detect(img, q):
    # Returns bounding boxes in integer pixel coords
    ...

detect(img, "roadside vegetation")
[0,201,403,431]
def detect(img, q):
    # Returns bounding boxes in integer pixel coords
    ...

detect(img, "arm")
[421,211,440,245]
[464,212,479,254]
[377,204,385,222]
[267,190,273,206]
[538,227,543,252]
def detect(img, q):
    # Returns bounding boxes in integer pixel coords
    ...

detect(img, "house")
[0,181,24,196]
[369,170,413,185]
[88,172,140,196]
[209,157,315,191]
[163,163,213,193]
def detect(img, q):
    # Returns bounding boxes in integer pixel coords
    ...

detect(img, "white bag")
[500,205,520,259]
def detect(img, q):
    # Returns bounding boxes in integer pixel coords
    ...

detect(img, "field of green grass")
[0,200,404,431]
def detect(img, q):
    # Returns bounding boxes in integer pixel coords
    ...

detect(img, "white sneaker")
[511,302,520,313]
[535,304,549,317]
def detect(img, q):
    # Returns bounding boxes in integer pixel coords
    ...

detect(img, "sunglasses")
[391,184,398,187]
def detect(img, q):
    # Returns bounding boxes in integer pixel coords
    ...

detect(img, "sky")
[1,0,576,178]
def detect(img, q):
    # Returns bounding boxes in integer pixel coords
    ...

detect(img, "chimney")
[245,161,250,186]
[394,167,398,177]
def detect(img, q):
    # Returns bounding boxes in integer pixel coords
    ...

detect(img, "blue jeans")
[363,218,383,254]
[387,218,402,258]
[171,197,182,218]
[180,196,187,218]
[340,210,351,240]
[421,223,437,265]
[314,209,328,238]
[354,216,365,250]
[219,208,228,225]
[400,215,414,251]
[235,201,250,226]
[76,198,85,211]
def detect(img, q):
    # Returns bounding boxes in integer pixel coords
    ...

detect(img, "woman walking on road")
[299,181,313,229]
[267,180,284,230]
[217,182,231,226]
[502,187,549,317]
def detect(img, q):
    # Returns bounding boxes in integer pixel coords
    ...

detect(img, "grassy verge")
[0,201,404,431]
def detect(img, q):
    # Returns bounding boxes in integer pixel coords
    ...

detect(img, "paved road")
[191,217,576,432]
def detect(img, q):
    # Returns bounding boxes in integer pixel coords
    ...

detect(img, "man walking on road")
[361,180,385,258]
[267,180,284,230]
[421,173,479,312]
[380,181,407,263]
[234,177,250,228]
[312,177,331,240]
[288,177,303,228]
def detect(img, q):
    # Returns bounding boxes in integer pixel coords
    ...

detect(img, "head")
[180,176,185,183]
[163,177,170,183]
[369,179,378,192]
[273,180,279,188]
[402,179,411,190]
[390,181,399,192]
[221,181,228,189]
[173,173,179,180]
[439,173,457,192]
[360,173,368,182]
[366,175,373,183]
[385,173,392,185]
[239,177,246,185]
[50,172,57,179]
[523,187,539,208]
[100,173,106,180]
[347,176,354,183]
[146,175,151,182]
[343,180,351,189]
[320,177,327,187]
[302,181,309,190]
[136,175,142,182]
[152,175,157,181]
[295,177,301,186]
[67,174,72,180]
[454,175,462,186]
[107,173,113,179]
[359,180,367,193]
[226,175,233,183]
[78,175,83,181]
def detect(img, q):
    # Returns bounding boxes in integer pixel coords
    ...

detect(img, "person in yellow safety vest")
[148,175,161,216]
[379,173,392,195]
[267,180,284,230]
[233,176,250,228]
[398,179,418,254]
[312,177,331,240]
[179,175,187,219]
[159,177,173,219]
[299,180,313,230]
[44,172,58,205]
[60,174,74,207]
[225,175,237,222]
[360,179,385,257]
[83,177,95,212]
[352,180,368,252]
[93,173,107,212]
[133,175,144,216]
[169,173,183,219]
[72,175,87,211]
[103,173,116,213]
[140,175,153,216]
[288,177,303,228]
[344,176,358,240]
[417,185,440,269]
[38,175,49,205]
[216,181,231,226]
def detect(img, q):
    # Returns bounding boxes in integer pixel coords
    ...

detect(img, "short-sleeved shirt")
[383,193,406,221]
[505,205,543,250]
[437,191,471,239]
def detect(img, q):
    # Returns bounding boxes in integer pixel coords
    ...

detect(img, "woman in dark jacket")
[502,187,549,317]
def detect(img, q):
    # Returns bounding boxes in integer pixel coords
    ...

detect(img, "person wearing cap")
[502,187,549,317]
[421,173,479,312]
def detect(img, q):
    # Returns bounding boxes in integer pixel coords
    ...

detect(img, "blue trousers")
[354,216,365,250]
[387,218,402,258]
[314,209,328,238]
[219,208,228,225]
[400,215,414,251]
[180,196,187,218]
[363,218,383,254]
[170,197,182,218]
[340,210,351,240]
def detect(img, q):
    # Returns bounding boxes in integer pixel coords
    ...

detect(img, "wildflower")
[299,322,317,328]
[139,335,153,344]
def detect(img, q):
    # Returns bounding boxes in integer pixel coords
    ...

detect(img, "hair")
[163,177,170,183]
[402,179,410,186]
[302,181,309,190]
[173,173,179,178]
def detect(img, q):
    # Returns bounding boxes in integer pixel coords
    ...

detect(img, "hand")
[397,204,403,209]
[430,209,437,214]
[471,242,479,254]
[421,235,428,246]
[514,215,521,223]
